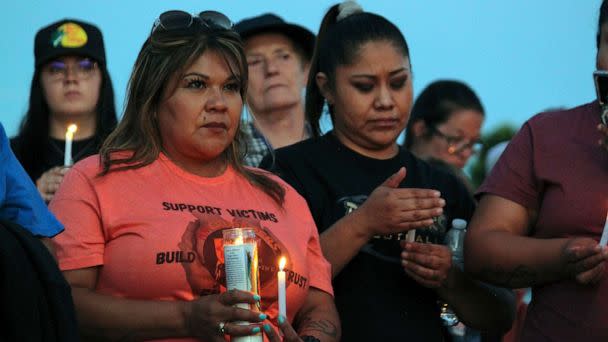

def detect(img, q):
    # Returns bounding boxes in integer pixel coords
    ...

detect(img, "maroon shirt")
[478,101,608,341]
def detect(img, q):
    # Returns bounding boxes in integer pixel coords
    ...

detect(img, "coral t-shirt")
[50,153,332,342]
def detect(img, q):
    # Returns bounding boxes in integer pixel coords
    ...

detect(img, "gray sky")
[0,0,602,137]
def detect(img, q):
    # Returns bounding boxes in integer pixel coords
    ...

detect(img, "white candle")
[406,229,416,243]
[277,256,286,318]
[599,210,608,246]
[64,124,77,166]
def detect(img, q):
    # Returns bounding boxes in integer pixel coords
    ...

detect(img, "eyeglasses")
[151,10,233,34]
[42,58,98,81]
[428,126,483,155]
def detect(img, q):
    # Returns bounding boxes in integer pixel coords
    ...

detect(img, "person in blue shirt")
[0,122,63,240]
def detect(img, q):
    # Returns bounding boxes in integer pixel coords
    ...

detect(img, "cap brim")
[36,49,103,67]
[239,23,315,59]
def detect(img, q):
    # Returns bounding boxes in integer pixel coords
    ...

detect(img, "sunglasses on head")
[151,10,232,34]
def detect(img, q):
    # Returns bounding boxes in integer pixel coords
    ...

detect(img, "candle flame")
[279,257,286,271]
[66,124,78,139]
[234,235,244,245]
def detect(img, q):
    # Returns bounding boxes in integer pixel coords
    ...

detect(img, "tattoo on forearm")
[478,265,537,288]
[296,307,338,339]
[299,319,338,338]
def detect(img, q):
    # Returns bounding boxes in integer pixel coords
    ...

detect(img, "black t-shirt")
[260,132,476,342]
[11,136,99,182]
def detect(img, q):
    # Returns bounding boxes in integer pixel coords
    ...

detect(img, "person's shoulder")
[275,136,325,157]
[528,101,596,126]
[71,154,103,176]
[243,166,294,189]
[69,151,155,186]
[244,165,281,180]
[265,136,327,169]
[242,166,308,204]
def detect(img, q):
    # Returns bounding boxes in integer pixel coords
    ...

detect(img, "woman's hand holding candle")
[184,289,266,341]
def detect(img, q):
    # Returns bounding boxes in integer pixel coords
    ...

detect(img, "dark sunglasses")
[151,10,232,33]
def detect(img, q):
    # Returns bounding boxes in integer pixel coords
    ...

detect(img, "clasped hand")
[561,237,608,285]
[400,241,453,288]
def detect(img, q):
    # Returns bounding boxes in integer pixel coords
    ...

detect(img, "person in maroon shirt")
[465,1,608,341]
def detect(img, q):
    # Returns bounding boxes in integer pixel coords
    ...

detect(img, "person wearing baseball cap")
[11,18,117,203]
[235,14,315,166]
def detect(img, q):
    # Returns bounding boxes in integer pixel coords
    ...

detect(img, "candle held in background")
[64,124,77,166]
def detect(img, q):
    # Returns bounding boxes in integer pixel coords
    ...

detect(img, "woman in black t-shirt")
[261,2,515,341]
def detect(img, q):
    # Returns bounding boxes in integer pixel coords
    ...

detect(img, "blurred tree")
[469,124,518,189]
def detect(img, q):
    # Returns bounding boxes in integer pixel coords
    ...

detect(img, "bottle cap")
[452,219,467,230]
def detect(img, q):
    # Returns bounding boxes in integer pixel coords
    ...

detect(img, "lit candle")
[277,256,286,318]
[599,210,608,246]
[64,124,77,166]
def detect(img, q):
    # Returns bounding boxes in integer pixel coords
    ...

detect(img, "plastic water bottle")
[442,219,469,341]
[445,218,467,268]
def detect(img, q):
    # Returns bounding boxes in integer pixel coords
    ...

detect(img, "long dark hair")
[305,3,410,136]
[99,19,285,205]
[13,63,117,175]
[404,80,484,148]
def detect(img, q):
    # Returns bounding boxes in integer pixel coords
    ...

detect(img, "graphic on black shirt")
[339,195,447,263]
[177,212,305,311]
[261,132,476,341]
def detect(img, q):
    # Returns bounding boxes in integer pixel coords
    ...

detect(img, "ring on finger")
[218,321,226,335]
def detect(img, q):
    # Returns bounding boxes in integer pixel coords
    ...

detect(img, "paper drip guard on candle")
[277,256,287,318]
[599,210,608,246]
[64,124,77,166]
[222,228,262,342]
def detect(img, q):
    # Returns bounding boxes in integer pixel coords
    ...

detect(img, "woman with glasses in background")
[404,80,484,193]
[10,19,117,203]
[50,10,339,342]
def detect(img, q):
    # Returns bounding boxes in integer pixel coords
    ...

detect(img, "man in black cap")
[235,14,315,166]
